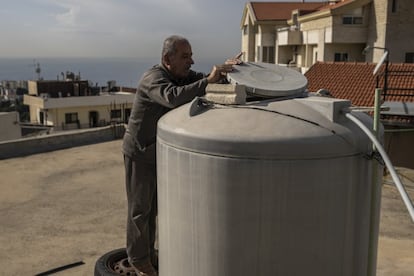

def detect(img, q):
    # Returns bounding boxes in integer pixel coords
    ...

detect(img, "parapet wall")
[0,124,125,159]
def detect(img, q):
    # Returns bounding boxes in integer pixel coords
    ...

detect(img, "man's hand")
[225,52,243,65]
[207,53,243,83]
[207,64,234,83]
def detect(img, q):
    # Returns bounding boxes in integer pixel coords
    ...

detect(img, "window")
[243,25,248,35]
[111,109,122,119]
[334,53,348,62]
[342,16,363,25]
[406,53,414,63]
[40,111,45,125]
[262,46,275,63]
[124,108,131,123]
[392,0,397,13]
[65,112,78,124]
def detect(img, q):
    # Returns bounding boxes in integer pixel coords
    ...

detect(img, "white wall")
[0,112,21,142]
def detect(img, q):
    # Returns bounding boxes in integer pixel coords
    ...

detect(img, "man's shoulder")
[145,64,164,74]
[142,64,169,80]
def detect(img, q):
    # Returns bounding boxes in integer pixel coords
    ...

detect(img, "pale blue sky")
[0,0,324,61]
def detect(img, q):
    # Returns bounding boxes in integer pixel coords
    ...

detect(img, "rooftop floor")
[0,140,413,275]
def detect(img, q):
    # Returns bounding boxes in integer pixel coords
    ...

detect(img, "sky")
[0,0,324,61]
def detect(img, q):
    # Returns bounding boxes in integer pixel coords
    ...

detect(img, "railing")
[379,69,414,100]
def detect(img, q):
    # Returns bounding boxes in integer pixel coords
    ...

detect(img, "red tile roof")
[319,0,356,11]
[304,62,414,107]
[249,1,356,21]
[250,2,328,21]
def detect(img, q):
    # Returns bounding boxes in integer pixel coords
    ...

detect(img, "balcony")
[277,27,302,46]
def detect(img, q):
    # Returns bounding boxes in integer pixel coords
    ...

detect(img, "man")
[122,35,241,276]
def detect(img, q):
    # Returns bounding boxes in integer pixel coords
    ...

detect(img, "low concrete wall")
[384,129,414,170]
[0,112,21,141]
[0,124,125,159]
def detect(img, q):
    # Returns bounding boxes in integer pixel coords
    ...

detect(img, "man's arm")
[144,70,208,109]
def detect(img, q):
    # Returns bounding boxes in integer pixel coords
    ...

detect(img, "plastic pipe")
[345,112,414,223]
[373,89,381,144]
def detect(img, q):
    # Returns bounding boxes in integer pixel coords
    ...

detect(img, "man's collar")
[159,63,184,83]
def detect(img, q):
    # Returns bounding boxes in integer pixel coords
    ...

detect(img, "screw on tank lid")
[227,62,308,97]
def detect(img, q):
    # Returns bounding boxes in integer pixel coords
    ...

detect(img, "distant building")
[305,61,414,168]
[1,80,28,102]
[24,79,135,131]
[241,0,414,72]
[27,79,91,98]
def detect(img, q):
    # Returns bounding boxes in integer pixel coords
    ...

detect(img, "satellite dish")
[373,51,389,75]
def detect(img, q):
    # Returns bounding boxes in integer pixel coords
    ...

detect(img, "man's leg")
[124,155,157,274]
[149,184,158,269]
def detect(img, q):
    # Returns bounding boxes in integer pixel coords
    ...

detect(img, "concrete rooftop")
[0,139,413,275]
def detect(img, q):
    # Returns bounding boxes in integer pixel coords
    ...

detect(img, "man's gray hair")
[162,35,189,59]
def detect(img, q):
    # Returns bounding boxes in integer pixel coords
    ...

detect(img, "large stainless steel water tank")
[157,67,382,276]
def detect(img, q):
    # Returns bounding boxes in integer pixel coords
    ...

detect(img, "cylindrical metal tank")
[157,95,382,276]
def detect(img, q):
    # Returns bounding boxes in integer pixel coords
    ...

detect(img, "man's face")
[166,41,194,79]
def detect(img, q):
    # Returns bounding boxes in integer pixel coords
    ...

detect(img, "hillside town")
[1,0,413,167]
[1,1,414,275]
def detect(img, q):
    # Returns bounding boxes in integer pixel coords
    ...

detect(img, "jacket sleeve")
[142,69,208,108]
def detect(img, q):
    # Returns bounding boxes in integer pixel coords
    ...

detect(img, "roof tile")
[250,2,327,21]
[305,62,414,107]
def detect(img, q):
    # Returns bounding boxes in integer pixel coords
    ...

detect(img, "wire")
[345,112,414,223]
[35,261,85,276]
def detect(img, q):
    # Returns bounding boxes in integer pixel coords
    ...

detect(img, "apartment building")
[241,0,414,72]
[24,79,134,131]
[0,80,28,102]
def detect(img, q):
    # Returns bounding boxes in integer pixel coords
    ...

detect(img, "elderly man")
[122,35,241,276]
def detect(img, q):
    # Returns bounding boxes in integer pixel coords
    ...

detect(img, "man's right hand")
[207,64,234,83]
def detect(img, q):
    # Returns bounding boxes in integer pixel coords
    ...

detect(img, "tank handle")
[189,97,213,117]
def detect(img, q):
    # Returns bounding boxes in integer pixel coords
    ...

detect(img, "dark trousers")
[124,153,157,266]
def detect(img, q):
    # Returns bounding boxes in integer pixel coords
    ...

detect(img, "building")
[241,0,414,72]
[0,80,28,102]
[305,61,414,168]
[24,79,135,131]
[27,79,90,98]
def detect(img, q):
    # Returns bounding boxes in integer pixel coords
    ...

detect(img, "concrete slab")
[0,140,126,275]
[0,140,413,275]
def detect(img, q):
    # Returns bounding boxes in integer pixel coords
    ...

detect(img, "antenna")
[30,59,42,80]
[35,62,41,80]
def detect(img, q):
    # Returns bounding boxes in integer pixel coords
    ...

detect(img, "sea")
[0,57,225,88]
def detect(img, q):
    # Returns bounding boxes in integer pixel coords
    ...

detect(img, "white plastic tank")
[156,64,382,276]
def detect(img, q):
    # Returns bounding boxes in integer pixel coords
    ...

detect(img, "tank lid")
[227,62,308,97]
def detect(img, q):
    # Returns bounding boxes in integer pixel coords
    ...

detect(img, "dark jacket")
[122,64,208,161]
